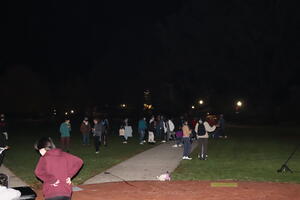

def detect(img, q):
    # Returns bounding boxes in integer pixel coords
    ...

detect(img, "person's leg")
[198,138,204,158]
[94,136,100,152]
[60,137,64,150]
[66,137,70,151]
[139,130,145,143]
[82,134,85,145]
[187,139,192,157]
[103,131,107,146]
[148,131,154,143]
[86,133,90,145]
[203,138,208,158]
[183,138,189,157]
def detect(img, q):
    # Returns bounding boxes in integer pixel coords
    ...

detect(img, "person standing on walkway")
[138,117,147,144]
[148,116,156,144]
[195,117,217,160]
[182,121,192,160]
[59,119,71,152]
[92,118,103,154]
[34,137,83,200]
[80,117,91,145]
[164,117,175,142]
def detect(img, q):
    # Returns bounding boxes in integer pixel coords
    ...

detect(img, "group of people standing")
[135,115,175,145]
[59,117,109,154]
[125,114,226,161]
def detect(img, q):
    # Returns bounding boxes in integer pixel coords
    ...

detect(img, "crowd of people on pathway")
[0,112,226,200]
[57,113,226,161]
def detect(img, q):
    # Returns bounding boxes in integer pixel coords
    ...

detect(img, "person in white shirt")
[0,173,21,200]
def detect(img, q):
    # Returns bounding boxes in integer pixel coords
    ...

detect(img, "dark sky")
[1,0,300,114]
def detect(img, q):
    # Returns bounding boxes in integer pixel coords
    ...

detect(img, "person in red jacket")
[34,137,83,200]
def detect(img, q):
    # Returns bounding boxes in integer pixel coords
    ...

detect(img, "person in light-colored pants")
[148,131,155,143]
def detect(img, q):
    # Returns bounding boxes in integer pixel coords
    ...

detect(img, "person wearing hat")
[80,117,91,145]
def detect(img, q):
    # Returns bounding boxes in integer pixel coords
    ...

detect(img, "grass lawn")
[172,125,300,183]
[4,120,155,187]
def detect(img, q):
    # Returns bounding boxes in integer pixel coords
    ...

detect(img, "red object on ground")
[35,181,300,200]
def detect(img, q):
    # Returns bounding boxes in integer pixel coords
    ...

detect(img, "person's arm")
[204,122,216,132]
[195,123,199,133]
[34,158,57,184]
[65,152,83,178]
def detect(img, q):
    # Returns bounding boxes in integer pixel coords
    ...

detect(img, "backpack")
[197,123,206,136]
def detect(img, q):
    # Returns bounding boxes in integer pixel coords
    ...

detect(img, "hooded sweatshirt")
[34,149,83,199]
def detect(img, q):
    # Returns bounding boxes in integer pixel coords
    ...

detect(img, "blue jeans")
[139,130,145,143]
[183,137,191,157]
[82,133,89,145]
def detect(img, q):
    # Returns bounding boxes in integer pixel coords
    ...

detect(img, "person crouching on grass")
[182,121,192,160]
[34,137,83,200]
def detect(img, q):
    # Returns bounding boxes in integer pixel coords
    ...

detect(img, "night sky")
[1,0,300,117]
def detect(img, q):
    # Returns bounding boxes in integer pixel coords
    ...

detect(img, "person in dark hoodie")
[34,137,83,200]
[92,118,103,153]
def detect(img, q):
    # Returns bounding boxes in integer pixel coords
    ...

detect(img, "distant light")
[70,110,74,114]
[236,101,243,107]
[121,104,126,108]
[65,112,68,115]
[199,100,204,105]
[191,105,195,109]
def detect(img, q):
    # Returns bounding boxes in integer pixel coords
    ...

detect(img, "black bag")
[197,123,206,136]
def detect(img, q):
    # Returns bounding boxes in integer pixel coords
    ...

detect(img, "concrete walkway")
[0,165,28,187]
[84,142,197,185]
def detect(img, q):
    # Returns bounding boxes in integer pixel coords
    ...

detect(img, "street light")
[191,105,195,109]
[199,100,204,105]
[236,101,243,107]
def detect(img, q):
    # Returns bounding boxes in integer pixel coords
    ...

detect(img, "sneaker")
[172,144,178,147]
[143,140,146,143]
[186,157,192,160]
[182,156,187,160]
[178,144,183,147]
[95,151,99,154]
[183,156,192,160]
[123,141,127,144]
[139,142,144,145]
[161,140,166,143]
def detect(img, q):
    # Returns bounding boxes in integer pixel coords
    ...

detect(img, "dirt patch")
[35,181,300,200]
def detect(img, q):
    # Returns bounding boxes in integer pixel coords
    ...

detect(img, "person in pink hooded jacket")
[34,137,83,200]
